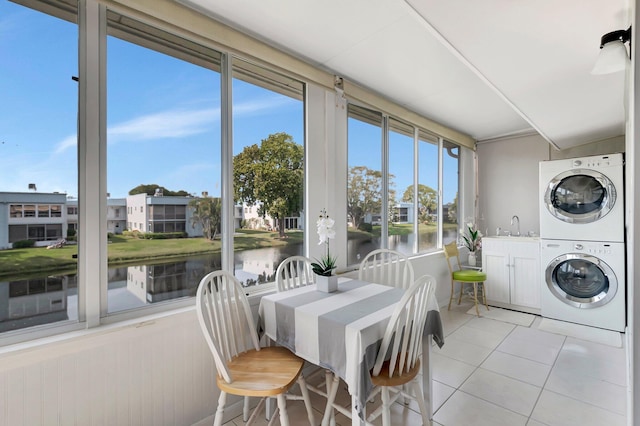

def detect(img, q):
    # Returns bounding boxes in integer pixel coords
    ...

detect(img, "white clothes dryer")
[539,153,624,242]
[540,239,625,332]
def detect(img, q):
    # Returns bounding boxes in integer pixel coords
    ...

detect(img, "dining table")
[258,276,444,426]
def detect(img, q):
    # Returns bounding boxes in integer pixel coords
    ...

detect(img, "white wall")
[0,309,233,426]
[476,134,549,239]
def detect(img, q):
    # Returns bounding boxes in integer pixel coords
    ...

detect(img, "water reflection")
[1,229,457,332]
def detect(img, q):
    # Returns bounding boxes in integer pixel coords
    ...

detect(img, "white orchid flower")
[317,216,336,245]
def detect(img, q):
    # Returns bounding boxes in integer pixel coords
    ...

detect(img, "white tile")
[496,334,561,365]
[553,349,626,387]
[447,324,508,350]
[545,364,626,415]
[465,306,536,327]
[481,351,552,387]
[531,390,625,426]
[439,307,474,336]
[537,318,623,347]
[509,326,566,350]
[562,336,626,365]
[526,419,547,426]
[431,352,476,388]
[460,368,541,416]
[434,390,528,426]
[465,316,517,336]
[432,380,456,412]
[435,338,493,366]
[365,399,428,426]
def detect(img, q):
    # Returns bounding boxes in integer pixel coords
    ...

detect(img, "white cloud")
[54,135,78,154]
[51,95,293,154]
[109,107,219,142]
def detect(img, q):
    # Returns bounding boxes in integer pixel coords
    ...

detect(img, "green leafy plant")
[460,222,482,252]
[311,209,337,276]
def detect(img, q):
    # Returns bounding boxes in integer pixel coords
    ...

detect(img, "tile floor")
[222,300,628,425]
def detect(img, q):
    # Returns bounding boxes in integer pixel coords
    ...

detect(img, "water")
[0,229,457,332]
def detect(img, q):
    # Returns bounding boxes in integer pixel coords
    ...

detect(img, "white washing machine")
[540,239,625,332]
[539,153,624,242]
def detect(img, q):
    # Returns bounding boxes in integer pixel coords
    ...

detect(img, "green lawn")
[0,229,303,279]
[0,223,455,280]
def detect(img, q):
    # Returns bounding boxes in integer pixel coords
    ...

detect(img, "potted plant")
[460,221,482,266]
[311,209,338,292]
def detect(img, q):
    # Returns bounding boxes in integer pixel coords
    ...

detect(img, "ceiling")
[181,0,629,150]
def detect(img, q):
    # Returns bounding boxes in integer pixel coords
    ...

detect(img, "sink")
[486,235,539,242]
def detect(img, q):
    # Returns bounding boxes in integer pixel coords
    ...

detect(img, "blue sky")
[1,0,456,203]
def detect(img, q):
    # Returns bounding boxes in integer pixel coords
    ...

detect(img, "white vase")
[316,274,338,293]
[468,252,477,267]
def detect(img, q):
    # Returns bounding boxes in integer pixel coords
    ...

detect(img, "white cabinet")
[481,237,541,312]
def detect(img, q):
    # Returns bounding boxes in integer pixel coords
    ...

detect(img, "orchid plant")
[311,209,337,276]
[460,222,482,253]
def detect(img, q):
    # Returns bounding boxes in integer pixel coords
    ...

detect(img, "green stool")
[443,242,489,317]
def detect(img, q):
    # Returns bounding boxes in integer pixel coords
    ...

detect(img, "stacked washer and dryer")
[539,153,626,332]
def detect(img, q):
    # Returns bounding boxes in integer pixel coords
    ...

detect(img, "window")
[388,118,415,255]
[346,106,463,263]
[232,57,304,288]
[10,205,23,218]
[443,140,460,244]
[0,0,78,333]
[106,10,222,312]
[418,131,439,252]
[347,105,383,264]
[38,205,50,218]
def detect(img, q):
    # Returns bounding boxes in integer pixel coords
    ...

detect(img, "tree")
[189,197,222,240]
[402,184,437,223]
[447,192,459,223]
[347,166,383,230]
[233,132,303,238]
[128,184,189,197]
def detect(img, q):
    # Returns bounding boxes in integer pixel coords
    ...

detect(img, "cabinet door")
[509,243,541,309]
[483,251,510,304]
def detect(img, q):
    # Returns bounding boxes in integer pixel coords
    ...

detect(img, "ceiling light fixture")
[592,26,632,74]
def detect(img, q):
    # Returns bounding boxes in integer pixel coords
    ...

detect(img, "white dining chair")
[358,248,414,289]
[196,270,316,426]
[275,255,316,291]
[321,274,435,426]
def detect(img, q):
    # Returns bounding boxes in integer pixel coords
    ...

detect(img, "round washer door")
[545,253,617,308]
[543,169,616,224]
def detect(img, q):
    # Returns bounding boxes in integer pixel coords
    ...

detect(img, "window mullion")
[78,0,107,326]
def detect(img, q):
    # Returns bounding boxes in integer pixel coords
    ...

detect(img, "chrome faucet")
[511,215,520,236]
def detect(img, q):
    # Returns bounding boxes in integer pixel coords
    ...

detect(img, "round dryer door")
[543,169,616,224]
[546,253,618,308]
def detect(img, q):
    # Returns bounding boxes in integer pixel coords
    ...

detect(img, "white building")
[126,193,203,237]
[0,192,68,249]
[67,197,126,236]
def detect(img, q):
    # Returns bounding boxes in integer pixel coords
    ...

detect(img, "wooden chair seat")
[218,347,305,397]
[370,358,420,388]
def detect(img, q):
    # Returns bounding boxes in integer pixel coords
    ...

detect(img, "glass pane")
[347,105,383,265]
[418,131,439,252]
[0,1,78,333]
[443,140,459,245]
[106,13,222,312]
[552,175,605,214]
[232,58,305,288]
[388,118,415,255]
[554,260,608,298]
